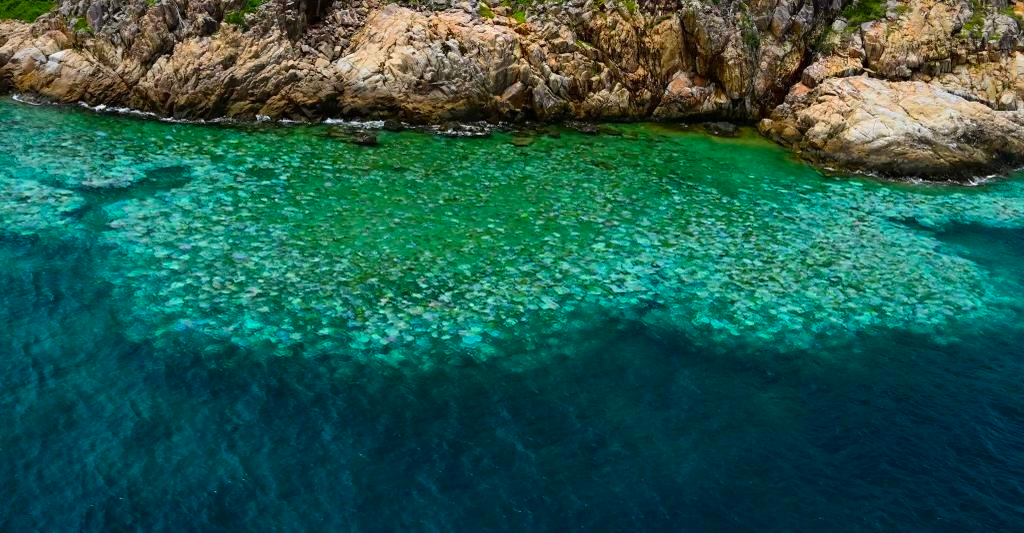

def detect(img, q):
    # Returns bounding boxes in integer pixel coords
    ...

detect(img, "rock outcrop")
[0,0,831,121]
[760,75,1024,178]
[762,0,1024,177]
[2,0,1024,178]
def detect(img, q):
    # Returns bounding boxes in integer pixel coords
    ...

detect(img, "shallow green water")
[2,98,1023,530]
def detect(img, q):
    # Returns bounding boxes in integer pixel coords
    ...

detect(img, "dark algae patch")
[2,97,1024,530]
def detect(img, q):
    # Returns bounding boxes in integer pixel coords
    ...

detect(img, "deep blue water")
[2,99,1024,530]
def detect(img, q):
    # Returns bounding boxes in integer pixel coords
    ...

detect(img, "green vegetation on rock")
[0,0,54,22]
[224,0,264,27]
[478,3,494,18]
[223,11,244,25]
[499,0,534,23]
[739,11,760,50]
[72,16,92,34]
[813,26,837,54]
[962,0,986,39]
[841,0,887,28]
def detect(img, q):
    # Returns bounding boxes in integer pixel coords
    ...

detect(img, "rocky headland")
[1,0,1023,179]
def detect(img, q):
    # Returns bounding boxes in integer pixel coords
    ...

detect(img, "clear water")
[2,98,1023,530]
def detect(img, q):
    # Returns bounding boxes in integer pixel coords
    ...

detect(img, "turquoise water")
[2,98,1023,530]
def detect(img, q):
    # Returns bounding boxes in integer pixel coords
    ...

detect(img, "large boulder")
[760,75,1024,179]
[334,6,532,121]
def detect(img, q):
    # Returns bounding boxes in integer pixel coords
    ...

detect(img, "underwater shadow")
[1,233,1023,531]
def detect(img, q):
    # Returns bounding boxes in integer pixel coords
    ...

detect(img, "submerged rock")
[702,121,738,137]
[567,121,599,135]
[7,94,1022,366]
[433,123,492,138]
[597,125,624,137]
[0,178,86,233]
[348,131,379,146]
[509,136,534,147]
[321,127,379,146]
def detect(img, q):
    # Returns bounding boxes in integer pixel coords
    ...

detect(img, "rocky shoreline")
[2,0,1023,178]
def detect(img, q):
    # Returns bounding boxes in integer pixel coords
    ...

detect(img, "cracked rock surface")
[760,75,1024,179]
[0,0,832,121]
